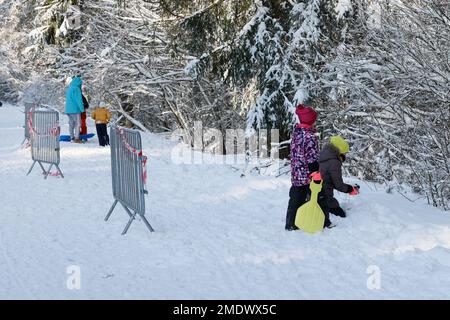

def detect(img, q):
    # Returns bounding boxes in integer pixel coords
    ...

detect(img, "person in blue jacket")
[65,76,84,143]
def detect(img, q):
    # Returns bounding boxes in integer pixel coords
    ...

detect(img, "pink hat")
[295,104,317,125]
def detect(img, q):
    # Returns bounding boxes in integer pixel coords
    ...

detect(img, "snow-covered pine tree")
[320,0,450,209]
[165,0,369,145]
[0,0,243,133]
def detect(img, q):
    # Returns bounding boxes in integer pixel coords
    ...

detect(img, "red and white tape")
[27,112,60,138]
[116,127,148,186]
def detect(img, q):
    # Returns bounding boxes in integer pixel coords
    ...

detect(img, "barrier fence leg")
[26,161,37,176]
[44,163,53,179]
[105,199,118,221]
[120,202,134,218]
[122,211,137,235]
[140,214,155,233]
[37,161,46,175]
[55,164,64,178]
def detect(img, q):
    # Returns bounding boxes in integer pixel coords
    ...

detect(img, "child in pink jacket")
[285,104,331,230]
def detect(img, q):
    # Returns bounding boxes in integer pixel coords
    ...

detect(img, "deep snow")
[0,104,450,299]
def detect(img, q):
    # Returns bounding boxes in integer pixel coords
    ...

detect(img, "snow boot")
[285,225,299,231]
[324,220,335,229]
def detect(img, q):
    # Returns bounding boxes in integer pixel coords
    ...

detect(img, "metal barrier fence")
[26,109,64,179]
[105,125,154,235]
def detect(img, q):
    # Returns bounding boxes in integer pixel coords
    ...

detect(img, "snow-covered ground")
[0,104,450,299]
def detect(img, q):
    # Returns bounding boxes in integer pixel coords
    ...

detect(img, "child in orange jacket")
[91,102,111,146]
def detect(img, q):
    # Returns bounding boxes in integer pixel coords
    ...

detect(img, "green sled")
[294,179,325,234]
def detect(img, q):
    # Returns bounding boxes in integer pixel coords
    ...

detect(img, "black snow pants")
[285,185,310,230]
[95,123,109,146]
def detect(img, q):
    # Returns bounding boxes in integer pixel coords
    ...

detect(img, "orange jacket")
[91,108,111,124]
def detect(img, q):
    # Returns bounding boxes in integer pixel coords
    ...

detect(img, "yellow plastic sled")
[294,178,325,234]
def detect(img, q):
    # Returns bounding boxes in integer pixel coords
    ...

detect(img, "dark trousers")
[285,185,310,229]
[329,206,346,217]
[286,185,331,229]
[317,194,344,226]
[95,123,109,146]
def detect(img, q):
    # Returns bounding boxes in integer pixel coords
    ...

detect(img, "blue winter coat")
[65,77,84,114]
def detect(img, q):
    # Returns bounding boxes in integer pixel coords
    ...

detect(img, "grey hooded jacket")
[318,144,353,209]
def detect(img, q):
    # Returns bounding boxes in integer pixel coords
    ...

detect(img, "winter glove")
[310,171,322,182]
[349,184,360,196]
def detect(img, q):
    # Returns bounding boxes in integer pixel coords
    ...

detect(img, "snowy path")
[0,105,450,299]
